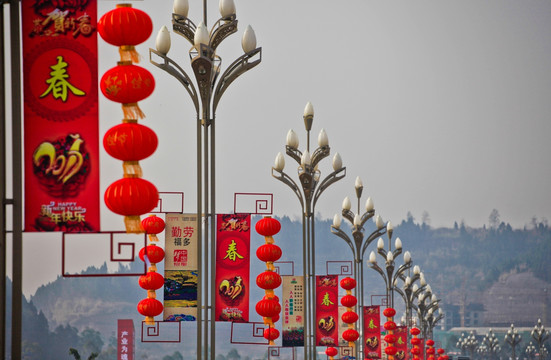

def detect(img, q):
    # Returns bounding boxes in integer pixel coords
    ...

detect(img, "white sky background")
[5,0,551,296]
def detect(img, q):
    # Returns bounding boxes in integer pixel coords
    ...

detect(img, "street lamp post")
[149,1,261,359]
[368,233,413,308]
[504,323,523,360]
[395,267,425,329]
[482,329,501,360]
[330,176,388,360]
[426,306,444,340]
[526,342,538,360]
[415,287,439,339]
[531,319,550,360]
[462,331,479,360]
[272,102,346,360]
[457,332,469,356]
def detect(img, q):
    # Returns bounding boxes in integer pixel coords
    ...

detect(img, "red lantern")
[255,299,281,318]
[411,337,421,346]
[384,334,398,344]
[426,340,435,347]
[411,348,421,356]
[443,356,449,360]
[384,321,397,331]
[342,311,359,324]
[437,349,445,355]
[256,271,282,290]
[341,294,357,308]
[138,271,164,290]
[255,217,281,237]
[139,245,165,263]
[141,215,165,234]
[263,327,279,341]
[256,244,282,263]
[105,177,159,216]
[410,327,421,336]
[325,347,338,357]
[137,297,163,317]
[271,313,280,323]
[383,307,396,317]
[385,346,398,356]
[100,63,155,104]
[427,348,436,355]
[98,4,153,47]
[340,277,356,290]
[103,122,158,161]
[263,294,279,302]
[343,329,359,342]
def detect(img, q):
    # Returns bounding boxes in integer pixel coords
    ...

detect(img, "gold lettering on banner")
[40,55,85,101]
[33,134,84,184]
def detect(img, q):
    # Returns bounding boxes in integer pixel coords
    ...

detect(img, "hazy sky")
[8,0,551,296]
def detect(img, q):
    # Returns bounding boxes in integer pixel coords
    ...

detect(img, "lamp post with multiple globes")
[504,323,523,360]
[330,176,388,359]
[482,329,502,360]
[531,318,550,360]
[149,0,261,358]
[272,101,346,360]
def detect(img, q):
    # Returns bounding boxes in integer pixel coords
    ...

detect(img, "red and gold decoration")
[99,3,159,233]
[325,346,338,360]
[437,348,447,360]
[410,327,422,360]
[364,305,382,358]
[340,277,359,349]
[426,339,436,360]
[215,214,251,322]
[137,220,165,325]
[282,275,305,347]
[255,216,283,345]
[394,326,408,360]
[22,0,100,232]
[316,275,339,346]
[383,307,398,360]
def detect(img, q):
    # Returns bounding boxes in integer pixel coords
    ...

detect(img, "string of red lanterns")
[383,307,398,360]
[255,217,283,345]
[410,327,422,360]
[99,4,159,234]
[340,277,359,348]
[325,346,338,360]
[426,339,436,360]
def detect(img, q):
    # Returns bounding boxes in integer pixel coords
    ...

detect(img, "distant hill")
[11,215,551,358]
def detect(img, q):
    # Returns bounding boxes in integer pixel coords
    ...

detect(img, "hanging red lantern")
[137,297,163,319]
[427,348,436,355]
[383,307,396,317]
[410,327,421,336]
[384,334,398,344]
[100,62,155,104]
[255,217,281,237]
[103,122,158,161]
[263,294,279,302]
[384,320,397,331]
[256,243,282,263]
[437,349,445,355]
[411,337,421,346]
[341,294,357,308]
[271,313,280,323]
[141,215,165,234]
[98,4,153,62]
[139,245,165,264]
[138,271,164,290]
[325,347,338,357]
[340,277,356,290]
[342,311,359,324]
[104,177,159,224]
[426,340,435,347]
[255,299,281,318]
[411,348,421,356]
[263,327,279,341]
[256,271,282,290]
[385,346,398,356]
[343,329,359,342]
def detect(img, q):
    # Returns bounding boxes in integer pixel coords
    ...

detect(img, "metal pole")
[10,1,23,359]
[203,115,209,359]
[0,3,7,358]
[302,212,309,359]
[210,116,216,359]
[310,212,317,360]
[196,115,203,360]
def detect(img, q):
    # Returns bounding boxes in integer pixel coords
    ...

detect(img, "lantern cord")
[120,45,141,63]
[122,103,146,119]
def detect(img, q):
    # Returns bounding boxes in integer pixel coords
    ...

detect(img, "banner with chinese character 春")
[22,0,100,232]
[282,275,304,347]
[117,319,134,360]
[395,325,409,360]
[164,214,198,321]
[364,305,382,359]
[215,214,250,322]
[315,275,339,346]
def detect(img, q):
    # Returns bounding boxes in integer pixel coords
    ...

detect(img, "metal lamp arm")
[310,145,330,168]
[369,262,388,288]
[213,47,262,113]
[393,262,412,285]
[331,226,357,261]
[359,210,375,228]
[271,167,305,211]
[394,286,407,305]
[361,227,386,259]
[172,13,197,45]
[313,167,346,208]
[149,49,200,114]
[342,208,355,225]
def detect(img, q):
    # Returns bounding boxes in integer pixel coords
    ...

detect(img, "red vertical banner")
[22,0,99,232]
[282,275,305,347]
[215,214,251,322]
[117,319,134,360]
[315,275,339,346]
[395,325,408,360]
[364,305,382,359]
[419,338,425,360]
